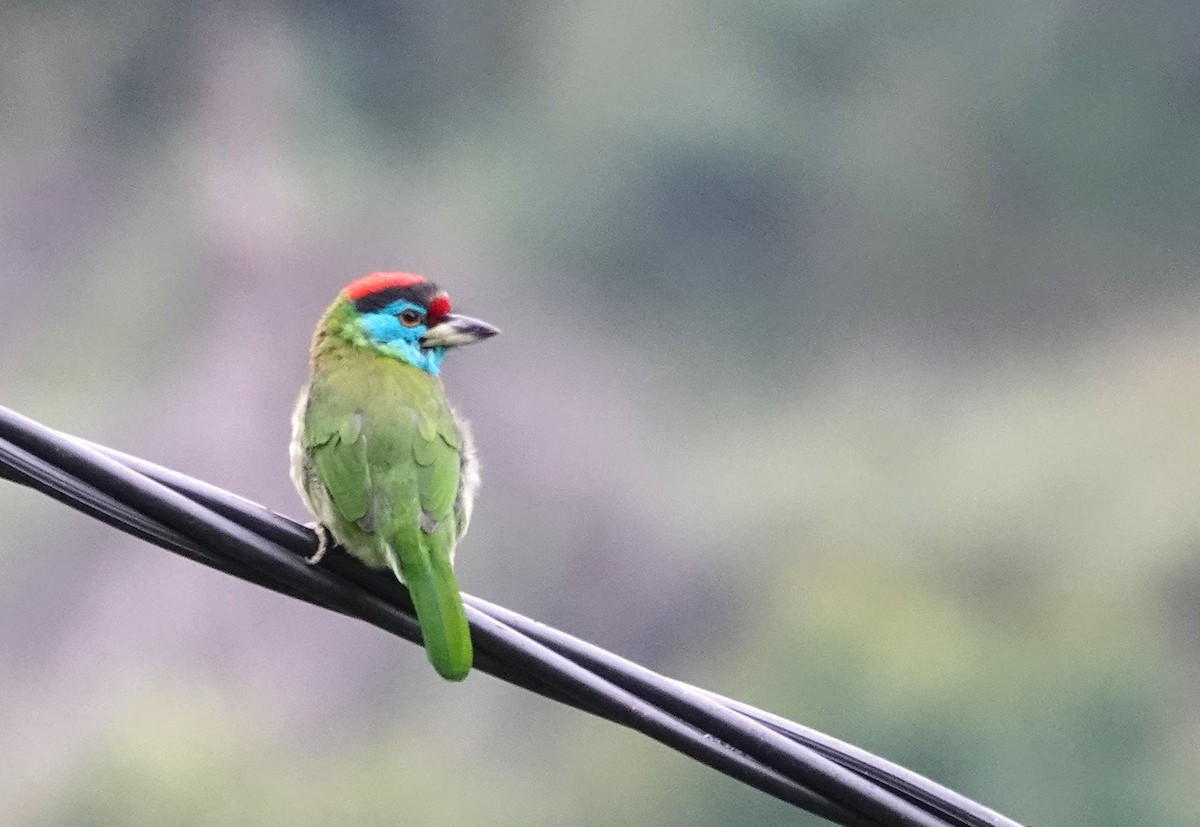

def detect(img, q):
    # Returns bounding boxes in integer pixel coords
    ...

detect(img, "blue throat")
[357,301,447,376]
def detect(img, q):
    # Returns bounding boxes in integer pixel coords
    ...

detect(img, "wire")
[0,404,1024,827]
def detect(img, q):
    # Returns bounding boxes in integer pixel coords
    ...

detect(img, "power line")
[0,404,1023,827]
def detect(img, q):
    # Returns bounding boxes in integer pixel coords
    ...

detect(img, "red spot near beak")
[344,271,427,300]
[427,292,452,323]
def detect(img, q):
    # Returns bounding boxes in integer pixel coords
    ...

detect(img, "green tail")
[390,536,473,681]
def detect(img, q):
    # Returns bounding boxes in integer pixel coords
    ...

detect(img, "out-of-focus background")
[1,2,1197,825]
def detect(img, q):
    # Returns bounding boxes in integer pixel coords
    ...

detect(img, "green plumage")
[292,297,475,681]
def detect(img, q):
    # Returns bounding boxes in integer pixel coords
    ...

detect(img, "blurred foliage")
[2,1,1199,825]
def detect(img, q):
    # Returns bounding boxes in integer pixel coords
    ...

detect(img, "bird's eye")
[398,309,423,327]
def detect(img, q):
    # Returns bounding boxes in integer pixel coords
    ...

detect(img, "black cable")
[0,408,864,824]
[0,404,1025,827]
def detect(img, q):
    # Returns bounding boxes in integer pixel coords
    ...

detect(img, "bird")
[290,272,499,681]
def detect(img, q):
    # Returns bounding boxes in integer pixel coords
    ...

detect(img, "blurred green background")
[1,1,1198,825]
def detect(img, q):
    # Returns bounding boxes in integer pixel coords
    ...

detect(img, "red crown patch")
[344,272,427,300]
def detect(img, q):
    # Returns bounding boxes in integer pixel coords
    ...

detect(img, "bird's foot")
[306,522,331,565]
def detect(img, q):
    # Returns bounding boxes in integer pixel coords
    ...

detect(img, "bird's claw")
[306,522,331,565]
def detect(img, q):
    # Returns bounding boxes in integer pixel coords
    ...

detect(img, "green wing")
[304,380,472,681]
[309,411,373,529]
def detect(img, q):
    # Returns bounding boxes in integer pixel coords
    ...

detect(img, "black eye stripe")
[352,281,439,314]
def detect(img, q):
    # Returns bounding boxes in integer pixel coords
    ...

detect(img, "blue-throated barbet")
[290,272,499,681]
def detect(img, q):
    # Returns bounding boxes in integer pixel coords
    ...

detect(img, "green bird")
[290,272,499,681]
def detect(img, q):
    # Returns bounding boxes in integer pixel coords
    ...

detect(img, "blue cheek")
[360,313,423,344]
[359,313,445,375]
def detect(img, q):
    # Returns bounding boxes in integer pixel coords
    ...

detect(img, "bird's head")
[339,272,499,376]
